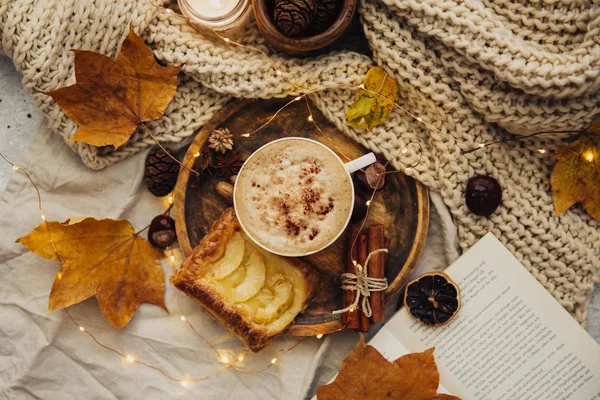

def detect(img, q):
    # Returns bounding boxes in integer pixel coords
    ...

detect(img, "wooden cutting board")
[174,98,429,336]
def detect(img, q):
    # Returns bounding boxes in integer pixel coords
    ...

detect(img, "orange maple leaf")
[45,26,180,148]
[17,218,166,329]
[316,336,461,400]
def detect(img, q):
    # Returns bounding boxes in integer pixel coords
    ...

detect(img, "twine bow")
[333,248,389,318]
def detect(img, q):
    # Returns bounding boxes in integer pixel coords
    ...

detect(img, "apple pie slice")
[172,208,320,351]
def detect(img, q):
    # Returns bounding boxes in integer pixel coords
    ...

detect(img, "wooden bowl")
[252,0,358,56]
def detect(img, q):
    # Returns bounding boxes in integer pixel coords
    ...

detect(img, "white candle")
[187,0,240,19]
[178,0,251,37]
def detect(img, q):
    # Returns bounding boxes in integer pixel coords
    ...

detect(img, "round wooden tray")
[174,98,429,336]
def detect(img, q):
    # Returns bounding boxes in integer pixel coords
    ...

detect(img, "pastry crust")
[172,208,321,351]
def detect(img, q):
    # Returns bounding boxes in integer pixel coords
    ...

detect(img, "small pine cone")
[311,0,339,33]
[144,147,180,197]
[273,0,316,37]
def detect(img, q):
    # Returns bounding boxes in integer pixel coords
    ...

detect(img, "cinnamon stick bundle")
[368,225,386,323]
[358,233,370,332]
[342,226,360,329]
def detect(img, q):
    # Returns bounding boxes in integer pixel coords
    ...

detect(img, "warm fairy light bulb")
[478,143,485,148]
[241,133,250,138]
[193,152,201,158]
[41,213,46,221]
[170,255,176,263]
[180,315,187,322]
[12,165,19,171]
[57,272,63,280]
[359,84,365,89]
[584,151,594,162]
[271,357,277,364]
[538,149,546,154]
[416,117,423,122]
[79,326,85,332]
[238,355,245,362]
[352,260,357,266]
[276,70,282,76]
[316,334,323,339]
[168,195,174,205]
[220,354,230,364]
[165,8,172,13]
[294,96,302,101]
[402,148,408,154]
[181,380,190,388]
[308,115,313,122]
[366,200,372,206]
[405,167,412,171]
[349,307,356,312]
[224,38,230,43]
[125,354,135,363]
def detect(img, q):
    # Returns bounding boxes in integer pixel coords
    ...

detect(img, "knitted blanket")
[1,0,599,324]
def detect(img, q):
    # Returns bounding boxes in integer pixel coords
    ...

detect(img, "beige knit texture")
[1,0,599,324]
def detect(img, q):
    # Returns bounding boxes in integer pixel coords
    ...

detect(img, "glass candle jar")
[178,0,252,38]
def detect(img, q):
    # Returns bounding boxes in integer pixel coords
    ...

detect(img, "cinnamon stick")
[342,226,360,329]
[358,233,370,332]
[368,225,386,323]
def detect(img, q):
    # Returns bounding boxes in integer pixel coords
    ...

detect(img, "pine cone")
[144,147,180,197]
[311,0,339,33]
[273,0,316,37]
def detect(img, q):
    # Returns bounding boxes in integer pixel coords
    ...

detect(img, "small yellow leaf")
[551,132,600,220]
[45,26,180,148]
[17,218,166,329]
[346,66,399,130]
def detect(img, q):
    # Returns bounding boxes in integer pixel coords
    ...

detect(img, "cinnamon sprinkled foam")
[235,139,352,256]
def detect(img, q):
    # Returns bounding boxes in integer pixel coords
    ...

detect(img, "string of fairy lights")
[1,0,597,389]
[0,151,320,387]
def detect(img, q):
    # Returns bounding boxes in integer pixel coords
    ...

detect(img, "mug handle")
[344,153,377,174]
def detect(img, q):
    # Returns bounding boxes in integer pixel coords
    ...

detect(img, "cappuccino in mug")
[234,138,354,256]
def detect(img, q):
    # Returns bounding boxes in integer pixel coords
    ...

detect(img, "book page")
[371,233,600,399]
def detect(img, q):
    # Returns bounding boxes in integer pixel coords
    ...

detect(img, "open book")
[370,233,600,399]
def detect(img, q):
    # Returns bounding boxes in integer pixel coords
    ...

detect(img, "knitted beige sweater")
[1,0,598,324]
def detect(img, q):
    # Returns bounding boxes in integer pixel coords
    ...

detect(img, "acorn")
[465,175,502,217]
[148,215,176,249]
[354,162,386,193]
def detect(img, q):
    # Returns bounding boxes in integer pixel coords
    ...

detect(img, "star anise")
[195,148,213,172]
[189,148,213,188]
[211,152,244,177]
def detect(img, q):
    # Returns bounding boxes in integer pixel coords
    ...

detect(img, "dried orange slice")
[404,271,461,326]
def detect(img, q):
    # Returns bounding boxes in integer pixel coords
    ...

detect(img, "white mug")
[233,137,376,257]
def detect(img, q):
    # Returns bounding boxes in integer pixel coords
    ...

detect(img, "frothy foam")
[235,139,353,255]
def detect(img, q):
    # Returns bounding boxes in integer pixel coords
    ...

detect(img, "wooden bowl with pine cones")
[253,0,357,56]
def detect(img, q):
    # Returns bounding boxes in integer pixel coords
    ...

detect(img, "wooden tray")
[174,98,429,336]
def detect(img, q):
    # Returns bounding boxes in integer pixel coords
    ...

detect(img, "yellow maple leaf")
[346,66,399,130]
[551,131,600,220]
[45,26,180,148]
[17,218,166,329]
[316,335,461,400]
